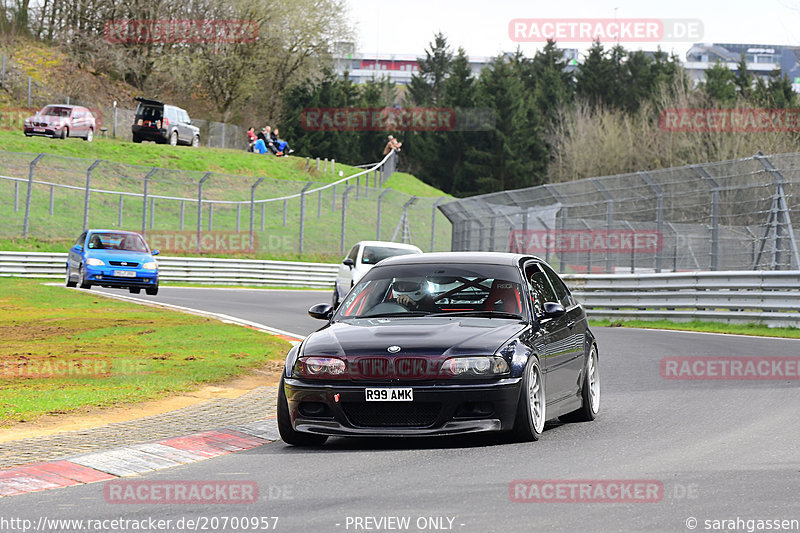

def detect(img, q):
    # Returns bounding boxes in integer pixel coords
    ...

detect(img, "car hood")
[85,250,155,263]
[303,318,526,358]
[29,115,64,124]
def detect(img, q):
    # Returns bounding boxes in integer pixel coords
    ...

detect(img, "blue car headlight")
[142,261,158,270]
[85,258,105,266]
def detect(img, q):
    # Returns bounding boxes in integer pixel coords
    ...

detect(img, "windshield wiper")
[429,310,522,319]
[357,311,431,318]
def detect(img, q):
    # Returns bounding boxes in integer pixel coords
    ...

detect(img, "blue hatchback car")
[66,230,160,295]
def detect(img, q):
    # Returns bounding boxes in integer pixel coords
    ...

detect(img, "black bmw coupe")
[278,252,600,445]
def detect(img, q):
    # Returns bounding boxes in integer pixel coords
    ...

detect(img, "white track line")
[72,288,306,341]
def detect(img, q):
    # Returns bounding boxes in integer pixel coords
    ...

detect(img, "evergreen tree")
[465,55,547,194]
[530,41,574,122]
[766,69,797,108]
[703,61,737,105]
[575,41,613,109]
[407,32,453,106]
[734,53,753,100]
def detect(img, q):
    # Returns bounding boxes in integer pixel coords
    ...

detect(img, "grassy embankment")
[0,130,452,262]
[0,278,289,425]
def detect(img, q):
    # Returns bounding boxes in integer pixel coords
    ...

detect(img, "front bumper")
[284,377,523,437]
[24,126,62,137]
[84,265,158,287]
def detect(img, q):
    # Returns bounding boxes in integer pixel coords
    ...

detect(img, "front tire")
[145,283,158,296]
[560,344,600,423]
[129,287,141,294]
[277,376,328,446]
[512,357,545,442]
[78,265,91,289]
[191,135,200,148]
[60,127,68,140]
[65,264,77,287]
[331,286,340,309]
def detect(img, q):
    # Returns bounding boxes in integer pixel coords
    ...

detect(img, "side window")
[524,263,556,317]
[541,264,573,307]
[346,246,358,262]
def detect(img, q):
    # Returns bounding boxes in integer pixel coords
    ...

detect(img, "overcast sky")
[344,0,800,60]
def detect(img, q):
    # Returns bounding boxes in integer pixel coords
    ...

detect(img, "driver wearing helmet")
[391,278,437,312]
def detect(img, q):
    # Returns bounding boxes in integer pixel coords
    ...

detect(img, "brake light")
[162,117,169,128]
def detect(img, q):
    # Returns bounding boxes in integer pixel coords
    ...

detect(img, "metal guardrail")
[563,271,800,327]
[0,251,338,288]
[2,252,797,325]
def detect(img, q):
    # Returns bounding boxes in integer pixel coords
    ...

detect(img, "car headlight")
[142,261,158,270]
[440,356,509,378]
[85,258,105,266]
[293,356,347,378]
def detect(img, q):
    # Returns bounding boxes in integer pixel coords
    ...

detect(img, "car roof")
[356,241,422,251]
[376,251,541,266]
[86,229,144,236]
[42,104,82,109]
[135,97,163,106]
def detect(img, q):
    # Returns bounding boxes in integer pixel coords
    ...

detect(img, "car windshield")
[336,263,526,319]
[41,106,70,117]
[87,233,148,252]
[360,246,419,265]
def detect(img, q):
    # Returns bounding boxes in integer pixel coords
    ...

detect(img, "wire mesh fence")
[0,150,452,259]
[439,152,800,272]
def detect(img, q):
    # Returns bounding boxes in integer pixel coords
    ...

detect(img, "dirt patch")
[0,363,284,443]
[0,324,94,342]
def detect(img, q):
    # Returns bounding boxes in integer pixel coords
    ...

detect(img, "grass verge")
[0,278,289,425]
[590,318,800,339]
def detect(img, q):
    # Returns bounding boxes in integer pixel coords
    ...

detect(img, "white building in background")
[683,43,800,92]
[332,42,579,85]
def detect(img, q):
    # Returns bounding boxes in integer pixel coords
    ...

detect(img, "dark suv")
[131,97,200,147]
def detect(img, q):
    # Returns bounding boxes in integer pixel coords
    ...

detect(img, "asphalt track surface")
[2,286,799,532]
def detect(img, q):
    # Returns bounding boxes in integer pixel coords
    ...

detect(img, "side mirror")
[308,303,334,320]
[75,245,82,252]
[151,249,160,256]
[342,258,355,269]
[542,302,566,319]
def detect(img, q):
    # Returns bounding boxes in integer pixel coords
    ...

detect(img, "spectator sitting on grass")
[256,126,277,155]
[253,137,268,154]
[257,127,276,154]
[270,127,294,155]
[246,127,257,152]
